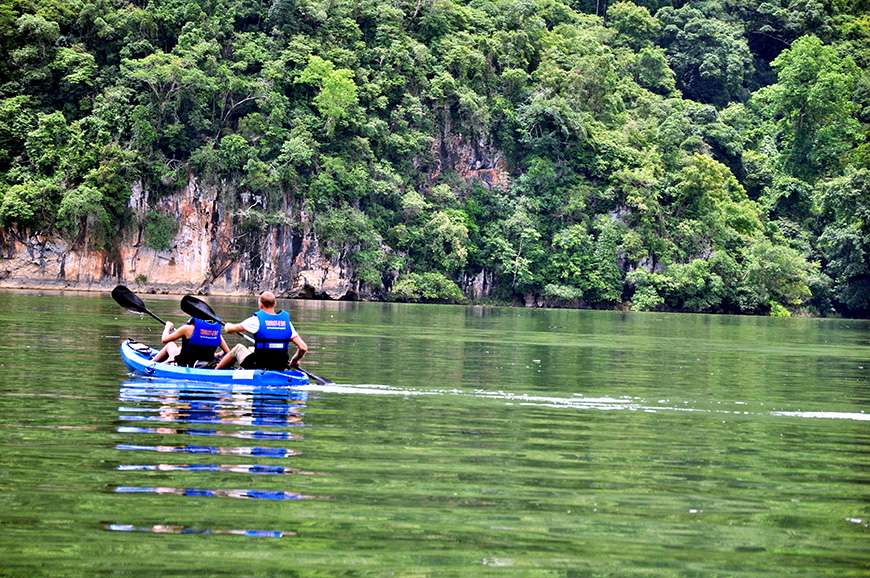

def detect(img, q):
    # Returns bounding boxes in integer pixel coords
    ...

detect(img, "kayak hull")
[120,339,308,387]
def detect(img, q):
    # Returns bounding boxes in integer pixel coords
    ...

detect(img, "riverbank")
[0,277,247,297]
[0,279,845,320]
[0,277,485,302]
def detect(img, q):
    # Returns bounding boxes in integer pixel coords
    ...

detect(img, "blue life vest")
[253,310,293,350]
[175,317,222,367]
[188,317,222,347]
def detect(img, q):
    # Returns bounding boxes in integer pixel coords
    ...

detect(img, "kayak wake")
[302,383,870,422]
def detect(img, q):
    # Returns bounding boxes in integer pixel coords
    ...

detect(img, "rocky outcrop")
[0,175,362,299]
[464,269,494,301]
[429,132,510,192]
[0,131,509,298]
[289,230,356,300]
[0,234,109,290]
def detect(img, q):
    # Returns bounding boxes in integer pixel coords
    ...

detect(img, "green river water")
[0,291,867,576]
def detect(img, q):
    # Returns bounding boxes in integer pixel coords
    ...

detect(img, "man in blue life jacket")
[214,291,308,371]
[153,317,230,367]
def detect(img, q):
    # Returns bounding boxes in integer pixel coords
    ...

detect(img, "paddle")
[111,285,168,325]
[181,294,333,385]
[180,295,248,340]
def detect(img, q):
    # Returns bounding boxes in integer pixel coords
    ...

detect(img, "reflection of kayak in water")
[113,486,307,500]
[104,523,291,538]
[116,443,299,457]
[119,380,310,399]
[120,339,309,387]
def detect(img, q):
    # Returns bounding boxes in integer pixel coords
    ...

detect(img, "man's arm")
[161,324,192,344]
[218,336,230,354]
[226,316,258,335]
[288,335,308,368]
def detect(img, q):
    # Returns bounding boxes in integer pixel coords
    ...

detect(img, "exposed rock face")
[289,230,355,300]
[0,175,360,298]
[429,132,510,192]
[0,134,509,298]
[0,234,109,290]
[123,176,219,292]
[523,292,544,308]
[464,269,494,301]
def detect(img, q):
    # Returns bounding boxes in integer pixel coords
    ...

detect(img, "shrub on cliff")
[389,272,466,304]
[143,210,177,252]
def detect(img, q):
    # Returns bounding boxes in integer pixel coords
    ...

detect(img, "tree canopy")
[0,0,866,316]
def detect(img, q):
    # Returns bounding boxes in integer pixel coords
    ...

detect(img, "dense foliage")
[0,0,867,315]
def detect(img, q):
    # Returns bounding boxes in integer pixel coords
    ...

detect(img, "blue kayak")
[120,339,308,387]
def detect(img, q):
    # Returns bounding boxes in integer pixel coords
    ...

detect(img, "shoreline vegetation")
[0,1,867,318]
[0,283,852,319]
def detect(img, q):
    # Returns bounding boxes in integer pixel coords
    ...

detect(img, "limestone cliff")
[0,136,509,299]
[0,174,359,298]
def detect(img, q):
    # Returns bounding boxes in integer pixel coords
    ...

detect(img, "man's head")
[258,291,277,311]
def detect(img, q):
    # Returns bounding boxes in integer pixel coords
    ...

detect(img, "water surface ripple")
[0,293,867,575]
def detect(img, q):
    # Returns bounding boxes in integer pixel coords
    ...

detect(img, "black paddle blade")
[111,285,146,313]
[181,294,223,324]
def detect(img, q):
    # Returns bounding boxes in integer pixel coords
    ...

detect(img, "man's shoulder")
[240,315,260,332]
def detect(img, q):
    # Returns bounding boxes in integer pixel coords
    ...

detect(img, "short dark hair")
[259,291,276,308]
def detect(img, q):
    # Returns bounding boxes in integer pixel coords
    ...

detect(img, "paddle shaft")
[143,309,168,325]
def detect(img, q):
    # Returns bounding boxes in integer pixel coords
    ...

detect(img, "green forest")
[0,0,867,316]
